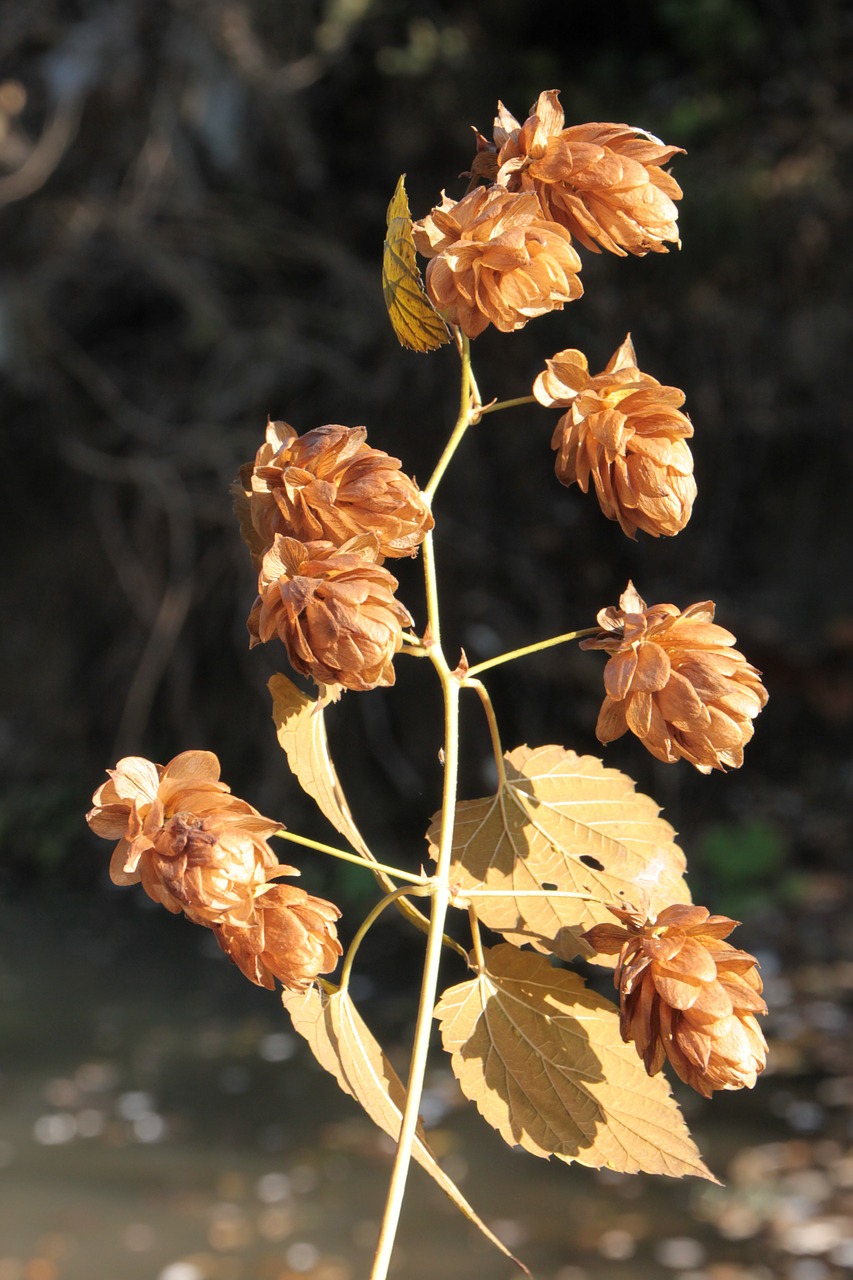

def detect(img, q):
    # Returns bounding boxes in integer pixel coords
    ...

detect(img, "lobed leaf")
[269,673,372,861]
[282,984,529,1272]
[429,744,690,960]
[383,174,451,353]
[435,945,715,1181]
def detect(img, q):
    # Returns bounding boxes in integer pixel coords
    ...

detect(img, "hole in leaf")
[541,882,558,891]
[579,855,604,871]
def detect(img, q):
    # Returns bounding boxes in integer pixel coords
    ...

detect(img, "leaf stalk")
[275,829,429,886]
[465,626,599,679]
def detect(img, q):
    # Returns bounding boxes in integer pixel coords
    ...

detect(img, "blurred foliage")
[696,817,792,916]
[1,0,851,923]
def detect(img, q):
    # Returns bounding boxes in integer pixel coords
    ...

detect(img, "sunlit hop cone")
[233,420,434,569]
[580,582,768,771]
[582,902,767,1097]
[214,879,342,992]
[490,90,684,257]
[86,751,283,922]
[86,752,342,991]
[534,335,696,538]
[247,533,414,692]
[412,185,582,338]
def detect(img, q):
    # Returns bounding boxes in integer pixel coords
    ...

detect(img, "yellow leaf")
[282,985,529,1273]
[430,745,690,961]
[383,174,451,353]
[269,673,372,861]
[435,945,716,1181]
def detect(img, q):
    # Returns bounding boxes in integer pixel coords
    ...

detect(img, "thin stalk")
[465,626,599,679]
[339,884,429,996]
[468,905,486,973]
[463,678,507,789]
[275,830,428,886]
[477,393,537,417]
[424,333,477,501]
[369,527,461,1280]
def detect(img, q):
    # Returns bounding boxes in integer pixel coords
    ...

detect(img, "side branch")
[465,627,599,678]
[462,678,507,789]
[275,830,429,886]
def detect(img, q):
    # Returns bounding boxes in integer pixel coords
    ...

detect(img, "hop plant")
[534,335,697,538]
[488,89,685,256]
[86,751,342,990]
[412,185,583,337]
[233,419,434,566]
[580,581,768,770]
[583,902,768,1096]
[87,90,771,1280]
[247,533,415,692]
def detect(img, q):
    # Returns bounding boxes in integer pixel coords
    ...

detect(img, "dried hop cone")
[86,751,283,924]
[534,335,696,538]
[233,419,434,569]
[87,753,342,991]
[583,902,767,1097]
[492,89,685,257]
[248,533,414,692]
[412,184,583,339]
[214,880,342,992]
[580,582,768,771]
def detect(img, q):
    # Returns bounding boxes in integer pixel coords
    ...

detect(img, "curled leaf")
[435,944,715,1181]
[269,673,372,860]
[383,175,451,353]
[282,984,529,1272]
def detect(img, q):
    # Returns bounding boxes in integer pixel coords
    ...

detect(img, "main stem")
[424,331,477,501]
[369,533,461,1280]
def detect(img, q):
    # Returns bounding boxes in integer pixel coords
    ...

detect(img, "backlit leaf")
[282,984,529,1272]
[269,673,372,861]
[435,945,715,1180]
[430,745,689,960]
[383,174,451,353]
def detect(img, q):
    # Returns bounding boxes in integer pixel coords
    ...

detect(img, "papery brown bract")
[215,880,342,991]
[492,90,684,257]
[86,751,284,922]
[233,420,434,569]
[248,534,414,692]
[580,583,768,772]
[412,185,583,338]
[534,335,696,538]
[582,903,767,1097]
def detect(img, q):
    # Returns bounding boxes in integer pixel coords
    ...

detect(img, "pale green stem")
[468,904,486,974]
[463,678,507,789]
[476,393,537,418]
[421,516,442,649]
[424,333,477,502]
[339,884,429,996]
[465,626,599,679]
[275,830,428,886]
[369,527,461,1280]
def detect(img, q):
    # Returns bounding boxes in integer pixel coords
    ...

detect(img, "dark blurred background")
[1,2,853,1276]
